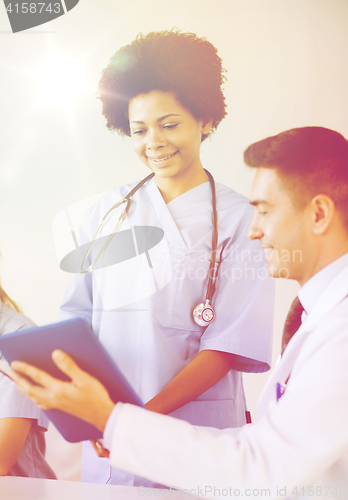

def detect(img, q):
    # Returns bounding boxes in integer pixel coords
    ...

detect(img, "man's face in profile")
[248,167,313,285]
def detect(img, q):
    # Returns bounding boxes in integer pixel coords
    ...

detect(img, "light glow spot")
[34,53,89,107]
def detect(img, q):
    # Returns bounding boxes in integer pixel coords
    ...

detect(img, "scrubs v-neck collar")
[145,177,211,249]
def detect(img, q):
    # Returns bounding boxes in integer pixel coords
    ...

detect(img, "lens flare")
[34,54,89,106]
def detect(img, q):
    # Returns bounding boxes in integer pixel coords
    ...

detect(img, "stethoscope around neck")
[80,169,219,328]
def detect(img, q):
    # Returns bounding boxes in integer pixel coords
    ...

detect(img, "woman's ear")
[311,194,335,235]
[201,119,213,135]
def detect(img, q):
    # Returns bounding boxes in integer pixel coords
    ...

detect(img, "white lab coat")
[104,264,348,498]
[60,177,275,486]
[0,303,56,478]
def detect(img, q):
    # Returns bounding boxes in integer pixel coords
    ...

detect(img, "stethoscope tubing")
[80,169,219,325]
[80,173,154,273]
[204,169,218,304]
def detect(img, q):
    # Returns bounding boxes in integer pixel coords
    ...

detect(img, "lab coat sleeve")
[106,316,348,497]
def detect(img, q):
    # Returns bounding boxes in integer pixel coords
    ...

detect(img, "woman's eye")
[132,129,146,135]
[163,124,178,130]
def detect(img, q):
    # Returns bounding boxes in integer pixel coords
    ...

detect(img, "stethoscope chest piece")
[193,301,215,326]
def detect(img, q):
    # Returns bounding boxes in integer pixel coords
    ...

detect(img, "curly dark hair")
[97,30,227,141]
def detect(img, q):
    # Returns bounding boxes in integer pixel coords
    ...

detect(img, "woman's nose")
[146,128,167,149]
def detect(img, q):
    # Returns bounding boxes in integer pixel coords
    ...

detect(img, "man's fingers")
[11,361,56,388]
[10,352,113,426]
[51,350,87,384]
[10,360,72,410]
[90,440,110,458]
[9,369,55,409]
[11,351,85,387]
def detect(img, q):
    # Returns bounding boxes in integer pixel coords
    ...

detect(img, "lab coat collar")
[297,263,348,334]
[298,252,348,316]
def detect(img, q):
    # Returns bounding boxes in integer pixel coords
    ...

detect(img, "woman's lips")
[147,151,178,163]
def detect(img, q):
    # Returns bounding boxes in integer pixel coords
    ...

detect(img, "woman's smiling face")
[128,91,212,182]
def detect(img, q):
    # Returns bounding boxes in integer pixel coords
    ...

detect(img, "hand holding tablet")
[11,349,115,434]
[0,318,144,442]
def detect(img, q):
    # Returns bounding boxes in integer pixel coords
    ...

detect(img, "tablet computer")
[0,318,145,442]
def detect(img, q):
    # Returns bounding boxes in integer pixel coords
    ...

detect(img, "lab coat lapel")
[257,265,348,419]
[256,329,313,419]
[281,265,348,360]
[145,178,187,248]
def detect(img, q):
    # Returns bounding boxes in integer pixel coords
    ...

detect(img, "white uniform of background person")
[103,254,348,498]
[0,303,56,479]
[60,176,275,486]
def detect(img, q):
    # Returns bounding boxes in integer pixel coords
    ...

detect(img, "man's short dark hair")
[97,30,227,141]
[244,126,348,230]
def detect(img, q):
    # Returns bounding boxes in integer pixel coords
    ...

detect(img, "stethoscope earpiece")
[193,301,215,326]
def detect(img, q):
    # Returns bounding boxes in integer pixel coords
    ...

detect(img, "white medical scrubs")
[0,303,56,479]
[60,178,275,486]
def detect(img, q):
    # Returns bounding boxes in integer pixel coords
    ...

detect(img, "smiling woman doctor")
[59,30,275,487]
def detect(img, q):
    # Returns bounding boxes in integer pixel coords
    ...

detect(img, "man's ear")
[311,194,335,235]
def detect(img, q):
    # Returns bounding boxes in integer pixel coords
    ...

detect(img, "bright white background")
[0,0,347,481]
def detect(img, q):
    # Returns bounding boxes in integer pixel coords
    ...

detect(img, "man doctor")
[12,126,348,498]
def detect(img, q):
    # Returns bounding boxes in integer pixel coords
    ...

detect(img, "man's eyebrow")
[130,114,181,125]
[249,200,272,207]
